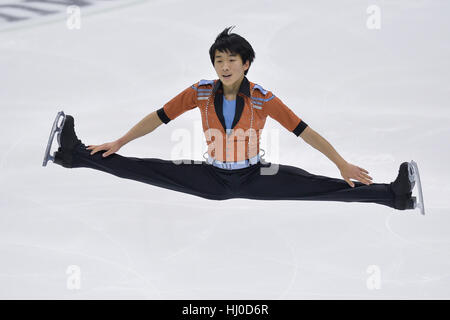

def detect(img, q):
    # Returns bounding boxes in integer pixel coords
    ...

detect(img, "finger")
[362,172,373,180]
[103,147,116,157]
[91,147,102,155]
[359,172,373,181]
[357,176,372,185]
[345,178,355,188]
[358,167,369,174]
[92,145,107,155]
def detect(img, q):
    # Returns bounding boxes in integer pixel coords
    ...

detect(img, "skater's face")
[213,49,249,85]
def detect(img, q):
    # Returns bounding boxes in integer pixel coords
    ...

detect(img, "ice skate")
[42,111,82,168]
[394,192,417,211]
[42,111,65,166]
[390,162,416,196]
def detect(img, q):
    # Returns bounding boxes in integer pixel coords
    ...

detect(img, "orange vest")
[157,77,308,162]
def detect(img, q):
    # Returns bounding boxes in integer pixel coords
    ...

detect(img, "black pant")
[69,143,395,208]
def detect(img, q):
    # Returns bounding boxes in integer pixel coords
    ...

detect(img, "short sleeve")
[157,84,197,124]
[264,91,308,136]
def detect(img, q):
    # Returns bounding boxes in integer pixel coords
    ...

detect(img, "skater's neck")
[222,74,244,97]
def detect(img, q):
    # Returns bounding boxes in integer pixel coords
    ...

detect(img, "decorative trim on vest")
[293,120,308,137]
[199,79,215,86]
[252,95,275,102]
[253,84,268,95]
[157,107,171,124]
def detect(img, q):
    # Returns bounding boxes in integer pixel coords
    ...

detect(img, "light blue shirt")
[223,96,236,135]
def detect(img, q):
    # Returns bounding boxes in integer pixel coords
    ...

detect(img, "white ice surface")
[0,0,449,299]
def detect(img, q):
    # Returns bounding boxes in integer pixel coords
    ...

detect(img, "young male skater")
[43,26,424,213]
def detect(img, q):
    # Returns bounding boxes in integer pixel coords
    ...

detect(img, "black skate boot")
[390,162,415,197]
[53,115,83,168]
[393,192,417,210]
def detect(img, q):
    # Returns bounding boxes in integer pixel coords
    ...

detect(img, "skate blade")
[407,162,416,190]
[42,110,66,167]
[410,160,425,215]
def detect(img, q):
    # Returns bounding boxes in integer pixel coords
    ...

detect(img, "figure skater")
[42,26,424,214]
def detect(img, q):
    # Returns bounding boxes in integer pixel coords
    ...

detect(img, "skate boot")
[393,192,417,210]
[42,111,83,168]
[390,161,425,215]
[390,162,415,197]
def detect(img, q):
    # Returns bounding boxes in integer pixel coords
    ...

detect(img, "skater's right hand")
[86,140,123,158]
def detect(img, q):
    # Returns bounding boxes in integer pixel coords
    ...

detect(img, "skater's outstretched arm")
[87,110,163,157]
[262,91,372,187]
[300,126,373,187]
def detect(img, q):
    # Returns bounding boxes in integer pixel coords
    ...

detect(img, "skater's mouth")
[223,74,232,78]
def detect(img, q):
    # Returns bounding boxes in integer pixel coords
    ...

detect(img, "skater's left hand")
[86,140,123,158]
[339,162,373,187]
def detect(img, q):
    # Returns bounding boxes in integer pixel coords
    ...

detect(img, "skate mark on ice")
[160,214,224,262]
[0,135,26,176]
[0,0,152,34]
[384,214,450,258]
[9,195,161,297]
[272,226,299,299]
[0,241,161,297]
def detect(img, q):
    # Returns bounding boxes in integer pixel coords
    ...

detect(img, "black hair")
[209,26,255,76]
